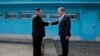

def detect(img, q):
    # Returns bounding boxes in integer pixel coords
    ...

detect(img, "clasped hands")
[48,21,70,40]
[48,21,53,25]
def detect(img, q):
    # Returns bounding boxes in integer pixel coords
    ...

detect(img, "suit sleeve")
[39,20,49,26]
[51,21,59,25]
[35,17,49,26]
[66,17,71,36]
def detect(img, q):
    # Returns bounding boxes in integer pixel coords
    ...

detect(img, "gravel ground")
[54,40,100,56]
[0,40,100,56]
[0,41,45,56]
[0,42,33,56]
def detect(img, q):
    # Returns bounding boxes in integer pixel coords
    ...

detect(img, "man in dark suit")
[51,7,71,56]
[32,8,49,56]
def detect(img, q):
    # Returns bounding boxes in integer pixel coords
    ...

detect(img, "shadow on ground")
[0,39,100,56]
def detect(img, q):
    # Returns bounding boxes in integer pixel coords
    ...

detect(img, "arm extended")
[34,17,49,26]
[51,21,59,25]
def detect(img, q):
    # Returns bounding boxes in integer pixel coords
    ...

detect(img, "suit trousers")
[60,36,69,56]
[33,36,43,56]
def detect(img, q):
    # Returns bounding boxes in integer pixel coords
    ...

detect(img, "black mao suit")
[32,15,49,56]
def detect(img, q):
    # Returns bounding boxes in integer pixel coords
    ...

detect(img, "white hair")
[58,7,65,12]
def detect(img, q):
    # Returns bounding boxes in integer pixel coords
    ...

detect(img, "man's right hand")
[48,21,52,25]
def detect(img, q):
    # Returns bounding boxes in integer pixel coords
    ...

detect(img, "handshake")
[47,20,58,26]
[48,21,53,25]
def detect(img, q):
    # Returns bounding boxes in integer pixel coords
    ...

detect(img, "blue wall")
[0,4,85,35]
[0,0,100,41]
[0,0,100,2]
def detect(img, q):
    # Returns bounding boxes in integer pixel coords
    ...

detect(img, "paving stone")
[44,39,58,56]
[0,43,33,56]
[54,40,100,56]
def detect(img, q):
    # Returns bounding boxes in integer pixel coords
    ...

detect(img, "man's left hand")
[66,36,70,40]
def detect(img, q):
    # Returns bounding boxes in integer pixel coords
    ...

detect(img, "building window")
[41,12,47,18]
[98,13,100,20]
[6,12,17,19]
[20,12,32,19]
[49,12,58,18]
[0,13,4,19]
[50,14,58,18]
[49,12,79,20]
[41,14,46,18]
[66,13,79,20]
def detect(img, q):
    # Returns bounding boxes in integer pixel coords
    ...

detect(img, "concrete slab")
[54,40,100,56]
[44,39,58,56]
[0,43,33,56]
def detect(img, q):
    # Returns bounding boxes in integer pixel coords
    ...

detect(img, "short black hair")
[35,8,41,11]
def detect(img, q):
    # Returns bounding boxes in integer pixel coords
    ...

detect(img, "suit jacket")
[52,15,71,37]
[32,15,49,37]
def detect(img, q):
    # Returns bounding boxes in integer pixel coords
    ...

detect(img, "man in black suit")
[51,7,71,56]
[32,8,49,56]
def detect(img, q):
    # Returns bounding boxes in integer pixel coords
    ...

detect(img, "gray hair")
[58,7,65,12]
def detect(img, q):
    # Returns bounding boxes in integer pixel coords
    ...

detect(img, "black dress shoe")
[39,53,43,56]
[59,55,67,56]
[59,55,63,56]
[40,53,44,56]
[40,53,43,55]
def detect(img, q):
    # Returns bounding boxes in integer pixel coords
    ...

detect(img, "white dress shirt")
[58,14,65,22]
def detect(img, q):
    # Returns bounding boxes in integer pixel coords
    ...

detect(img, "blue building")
[0,0,100,41]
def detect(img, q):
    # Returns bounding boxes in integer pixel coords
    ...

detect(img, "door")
[82,12,96,41]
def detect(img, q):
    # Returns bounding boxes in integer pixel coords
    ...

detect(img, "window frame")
[0,12,5,19]
[49,12,79,20]
[98,13,100,20]
[6,12,17,19]
[41,11,47,19]
[49,11,58,19]
[66,13,79,20]
[19,12,32,19]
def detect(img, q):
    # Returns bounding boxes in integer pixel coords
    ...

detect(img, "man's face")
[58,10,63,16]
[35,10,42,16]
